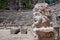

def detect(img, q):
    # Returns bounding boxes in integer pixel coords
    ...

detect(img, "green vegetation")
[0,0,10,10]
[0,0,33,10]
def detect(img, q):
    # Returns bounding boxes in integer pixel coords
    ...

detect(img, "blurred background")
[0,0,60,40]
[0,0,59,10]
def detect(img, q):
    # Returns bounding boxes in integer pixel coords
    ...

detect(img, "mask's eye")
[35,13,37,15]
[40,11,42,13]
[49,10,51,13]
[41,6,43,7]
[35,20,37,22]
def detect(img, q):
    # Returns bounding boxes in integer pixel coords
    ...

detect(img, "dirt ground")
[0,29,35,40]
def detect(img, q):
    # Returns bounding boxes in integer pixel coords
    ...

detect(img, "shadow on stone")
[10,27,20,34]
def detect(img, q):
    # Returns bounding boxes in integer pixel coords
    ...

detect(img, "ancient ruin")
[32,3,58,40]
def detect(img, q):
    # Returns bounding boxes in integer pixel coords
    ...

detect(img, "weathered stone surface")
[10,27,20,34]
[33,3,53,28]
[21,26,28,34]
[32,3,58,40]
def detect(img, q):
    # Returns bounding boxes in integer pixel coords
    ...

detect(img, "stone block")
[10,27,20,34]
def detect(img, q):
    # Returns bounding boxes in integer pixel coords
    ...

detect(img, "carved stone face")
[33,3,51,16]
[33,3,52,28]
[32,3,57,40]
